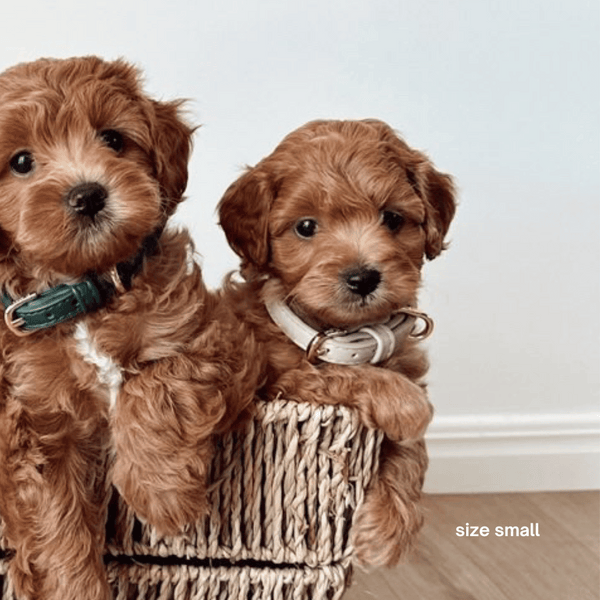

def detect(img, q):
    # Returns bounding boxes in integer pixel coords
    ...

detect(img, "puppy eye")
[10,151,35,176]
[381,210,404,233]
[99,129,124,153]
[294,218,318,239]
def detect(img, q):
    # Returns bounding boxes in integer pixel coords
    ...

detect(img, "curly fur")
[218,119,456,567]
[0,56,261,600]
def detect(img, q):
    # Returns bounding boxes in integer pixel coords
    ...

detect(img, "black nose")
[344,267,382,297]
[66,182,107,218]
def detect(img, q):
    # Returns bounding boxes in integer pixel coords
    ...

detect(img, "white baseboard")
[423,412,600,494]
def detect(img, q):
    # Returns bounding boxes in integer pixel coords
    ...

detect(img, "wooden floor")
[344,491,599,600]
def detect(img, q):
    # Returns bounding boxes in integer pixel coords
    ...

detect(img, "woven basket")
[1,399,383,600]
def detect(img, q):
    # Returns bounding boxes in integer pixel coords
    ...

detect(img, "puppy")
[218,119,456,566]
[0,57,260,600]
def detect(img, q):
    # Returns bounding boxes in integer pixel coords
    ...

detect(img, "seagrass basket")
[1,399,383,600]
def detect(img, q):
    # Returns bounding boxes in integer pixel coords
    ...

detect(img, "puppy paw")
[360,370,433,441]
[113,463,208,536]
[112,362,225,535]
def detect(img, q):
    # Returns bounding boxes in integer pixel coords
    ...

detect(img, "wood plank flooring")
[344,491,599,600]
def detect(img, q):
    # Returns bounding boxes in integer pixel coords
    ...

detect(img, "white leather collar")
[265,299,434,365]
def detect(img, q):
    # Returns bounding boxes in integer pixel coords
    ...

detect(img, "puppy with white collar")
[218,119,456,566]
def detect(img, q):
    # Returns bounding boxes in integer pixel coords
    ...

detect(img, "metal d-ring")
[108,266,126,294]
[397,307,435,340]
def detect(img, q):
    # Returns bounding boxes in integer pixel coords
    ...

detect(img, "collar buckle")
[3,293,38,337]
[306,328,347,364]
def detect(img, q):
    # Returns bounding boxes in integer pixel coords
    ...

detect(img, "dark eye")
[294,218,318,239]
[10,151,35,176]
[100,129,124,153]
[381,210,404,233]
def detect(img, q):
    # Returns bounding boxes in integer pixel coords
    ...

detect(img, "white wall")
[2,0,599,491]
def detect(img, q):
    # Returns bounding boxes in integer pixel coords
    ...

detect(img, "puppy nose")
[345,267,382,297]
[66,182,107,217]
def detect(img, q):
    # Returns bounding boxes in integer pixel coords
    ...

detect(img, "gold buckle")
[305,329,347,364]
[4,293,38,337]
[306,331,328,363]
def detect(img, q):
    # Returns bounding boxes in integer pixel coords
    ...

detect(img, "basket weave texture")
[1,399,383,600]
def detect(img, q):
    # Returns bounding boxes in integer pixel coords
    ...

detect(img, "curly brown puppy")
[0,56,260,600]
[218,119,456,566]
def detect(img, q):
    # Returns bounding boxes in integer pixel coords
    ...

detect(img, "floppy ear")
[218,165,276,276]
[398,150,456,260]
[150,100,195,216]
[423,169,456,260]
[412,164,456,260]
[372,121,457,260]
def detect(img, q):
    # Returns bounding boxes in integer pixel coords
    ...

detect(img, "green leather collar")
[2,229,161,336]
[2,279,107,336]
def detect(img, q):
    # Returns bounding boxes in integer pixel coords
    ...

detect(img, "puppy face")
[219,120,456,329]
[0,56,193,281]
